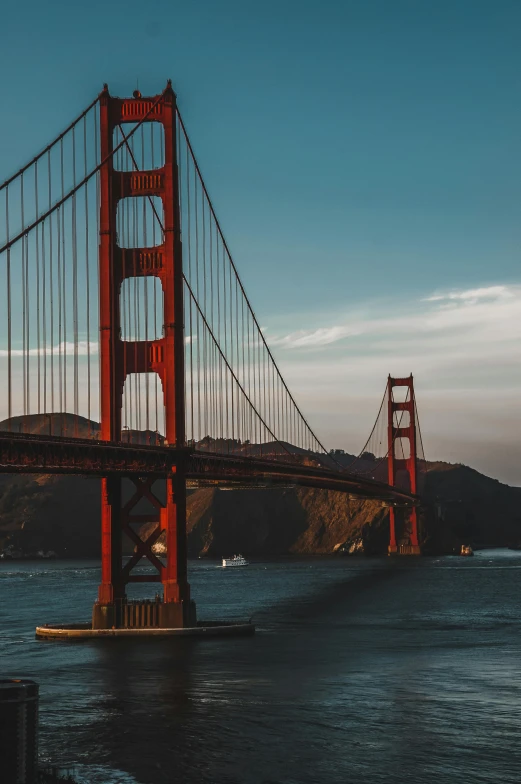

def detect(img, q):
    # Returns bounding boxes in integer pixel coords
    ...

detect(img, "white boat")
[222,554,249,567]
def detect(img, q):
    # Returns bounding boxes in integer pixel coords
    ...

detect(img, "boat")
[222,554,249,567]
[460,545,474,557]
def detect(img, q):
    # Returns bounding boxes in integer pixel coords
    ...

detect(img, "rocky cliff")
[184,487,389,557]
[1,465,520,559]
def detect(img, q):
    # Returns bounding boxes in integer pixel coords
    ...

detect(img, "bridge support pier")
[387,375,421,555]
[92,84,196,629]
[92,462,196,630]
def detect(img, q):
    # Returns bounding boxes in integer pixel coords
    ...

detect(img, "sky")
[0,0,519,484]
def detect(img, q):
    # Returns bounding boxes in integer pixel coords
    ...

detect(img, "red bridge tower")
[387,375,421,555]
[92,84,195,629]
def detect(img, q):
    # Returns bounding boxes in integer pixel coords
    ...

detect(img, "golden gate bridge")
[0,82,426,633]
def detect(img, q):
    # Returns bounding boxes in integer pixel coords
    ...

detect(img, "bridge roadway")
[0,431,416,505]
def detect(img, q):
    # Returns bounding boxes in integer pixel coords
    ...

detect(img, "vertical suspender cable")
[195,170,201,442]
[84,114,92,427]
[60,138,67,432]
[57,205,63,421]
[201,187,207,439]
[6,186,12,427]
[35,165,41,415]
[48,151,54,417]
[72,126,79,435]
[41,214,47,415]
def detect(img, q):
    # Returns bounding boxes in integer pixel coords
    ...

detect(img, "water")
[1,551,521,783]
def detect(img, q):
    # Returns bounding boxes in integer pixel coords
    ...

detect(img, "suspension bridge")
[0,82,426,632]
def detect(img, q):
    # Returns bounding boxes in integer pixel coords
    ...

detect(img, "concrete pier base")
[388,544,421,556]
[35,621,255,639]
[91,599,197,630]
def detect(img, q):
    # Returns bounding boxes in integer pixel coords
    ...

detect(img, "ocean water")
[1,550,521,784]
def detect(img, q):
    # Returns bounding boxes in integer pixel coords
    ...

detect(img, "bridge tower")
[92,84,195,629]
[387,375,421,555]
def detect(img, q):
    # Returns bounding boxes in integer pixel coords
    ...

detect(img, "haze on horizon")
[0,0,519,485]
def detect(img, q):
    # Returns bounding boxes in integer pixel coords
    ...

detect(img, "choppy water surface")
[1,550,521,783]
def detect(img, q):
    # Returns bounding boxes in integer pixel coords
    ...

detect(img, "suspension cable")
[176,108,333,459]
[0,97,100,192]
[0,91,167,256]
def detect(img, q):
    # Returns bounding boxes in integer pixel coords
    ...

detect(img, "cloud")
[269,325,360,348]
[423,285,511,303]
[0,335,196,357]
[0,341,99,358]
[268,283,521,353]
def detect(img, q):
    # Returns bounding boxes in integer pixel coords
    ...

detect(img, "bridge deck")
[0,432,416,505]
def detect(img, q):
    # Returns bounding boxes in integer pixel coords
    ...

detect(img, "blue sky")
[0,0,520,482]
